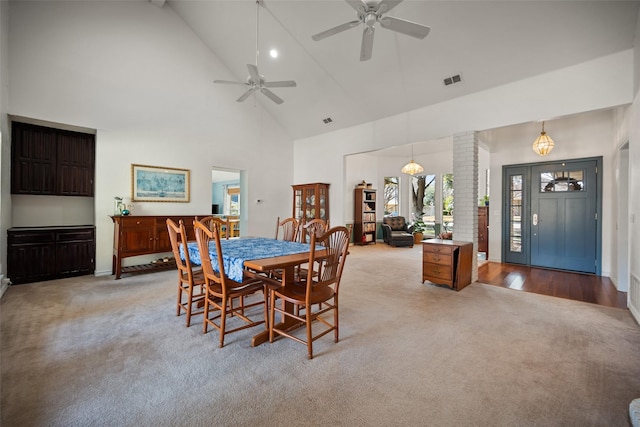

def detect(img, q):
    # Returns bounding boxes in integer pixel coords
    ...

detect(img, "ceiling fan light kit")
[312,0,431,61]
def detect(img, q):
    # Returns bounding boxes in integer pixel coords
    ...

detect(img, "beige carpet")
[2,244,639,426]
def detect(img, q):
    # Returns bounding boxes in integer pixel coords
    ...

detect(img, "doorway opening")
[211,167,241,236]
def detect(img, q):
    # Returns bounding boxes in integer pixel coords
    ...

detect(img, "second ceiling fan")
[312,0,431,61]
[214,0,296,104]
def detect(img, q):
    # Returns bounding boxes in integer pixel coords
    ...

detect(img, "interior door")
[530,160,598,273]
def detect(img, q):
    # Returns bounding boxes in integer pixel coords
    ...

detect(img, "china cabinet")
[292,183,330,222]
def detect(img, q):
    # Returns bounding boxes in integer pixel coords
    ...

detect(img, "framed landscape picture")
[131,164,190,203]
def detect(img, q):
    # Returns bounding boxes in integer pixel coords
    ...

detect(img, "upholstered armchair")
[382,216,414,247]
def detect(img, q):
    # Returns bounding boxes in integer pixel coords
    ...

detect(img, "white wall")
[5,1,294,275]
[294,51,634,279]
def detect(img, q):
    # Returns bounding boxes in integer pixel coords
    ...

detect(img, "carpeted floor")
[1,244,639,426]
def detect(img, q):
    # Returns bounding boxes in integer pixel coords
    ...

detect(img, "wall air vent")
[323,117,333,124]
[443,74,463,86]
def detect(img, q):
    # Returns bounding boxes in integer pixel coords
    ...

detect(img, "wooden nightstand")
[422,239,473,291]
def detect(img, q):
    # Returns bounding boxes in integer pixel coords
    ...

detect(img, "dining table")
[181,236,326,346]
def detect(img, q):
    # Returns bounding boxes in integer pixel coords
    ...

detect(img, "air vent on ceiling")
[323,117,333,124]
[443,74,463,86]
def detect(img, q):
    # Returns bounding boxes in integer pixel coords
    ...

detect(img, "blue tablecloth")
[180,237,315,282]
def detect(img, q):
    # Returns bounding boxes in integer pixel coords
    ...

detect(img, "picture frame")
[131,164,190,203]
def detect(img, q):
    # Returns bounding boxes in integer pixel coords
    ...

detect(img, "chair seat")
[277,283,335,305]
[206,276,264,298]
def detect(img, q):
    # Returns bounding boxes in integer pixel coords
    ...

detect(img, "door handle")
[533,213,538,226]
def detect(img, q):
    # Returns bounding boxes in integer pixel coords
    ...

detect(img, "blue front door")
[503,158,601,274]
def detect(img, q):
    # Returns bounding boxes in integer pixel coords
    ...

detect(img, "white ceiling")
[166,0,639,142]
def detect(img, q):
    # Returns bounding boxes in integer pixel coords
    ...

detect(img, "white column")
[453,131,479,282]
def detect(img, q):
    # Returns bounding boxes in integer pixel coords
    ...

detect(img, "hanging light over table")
[532,121,555,156]
[401,144,424,175]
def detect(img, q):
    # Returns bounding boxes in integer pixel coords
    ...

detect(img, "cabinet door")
[57,130,95,196]
[120,218,156,255]
[56,228,95,276]
[8,229,57,284]
[11,122,57,195]
[8,240,57,284]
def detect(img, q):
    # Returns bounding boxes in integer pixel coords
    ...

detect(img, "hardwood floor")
[477,261,628,309]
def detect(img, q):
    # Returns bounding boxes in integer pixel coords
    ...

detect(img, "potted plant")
[412,219,427,244]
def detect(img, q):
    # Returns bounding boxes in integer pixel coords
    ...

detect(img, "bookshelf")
[354,187,376,245]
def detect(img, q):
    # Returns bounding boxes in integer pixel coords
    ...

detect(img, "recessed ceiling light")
[269,49,278,58]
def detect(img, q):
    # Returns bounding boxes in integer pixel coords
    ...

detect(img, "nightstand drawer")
[423,243,454,255]
[422,263,453,282]
[424,252,452,266]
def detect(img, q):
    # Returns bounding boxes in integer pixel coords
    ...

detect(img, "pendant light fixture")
[532,121,555,156]
[401,144,424,175]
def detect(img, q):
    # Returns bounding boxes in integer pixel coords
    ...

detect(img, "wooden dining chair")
[166,218,206,327]
[275,216,298,242]
[267,226,350,359]
[299,218,329,243]
[196,215,229,239]
[193,219,267,348]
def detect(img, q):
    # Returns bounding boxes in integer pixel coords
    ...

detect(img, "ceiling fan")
[214,0,296,104]
[312,0,431,61]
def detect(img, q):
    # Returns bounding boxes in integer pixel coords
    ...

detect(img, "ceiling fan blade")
[377,0,403,14]
[214,80,248,86]
[379,16,430,39]
[246,64,261,83]
[236,88,255,103]
[312,20,361,41]
[260,88,284,104]
[360,26,375,61]
[345,0,366,14]
[263,80,297,88]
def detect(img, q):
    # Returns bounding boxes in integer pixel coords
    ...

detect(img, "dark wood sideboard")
[422,239,473,291]
[8,226,95,285]
[111,215,204,279]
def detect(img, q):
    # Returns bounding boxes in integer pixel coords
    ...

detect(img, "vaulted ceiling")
[166,0,639,141]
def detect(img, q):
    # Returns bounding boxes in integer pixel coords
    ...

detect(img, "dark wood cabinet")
[354,187,377,245]
[111,215,202,279]
[292,183,329,223]
[55,228,97,277]
[8,226,95,285]
[57,130,95,196]
[11,121,95,196]
[478,206,489,257]
[11,123,57,195]
[422,239,473,291]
